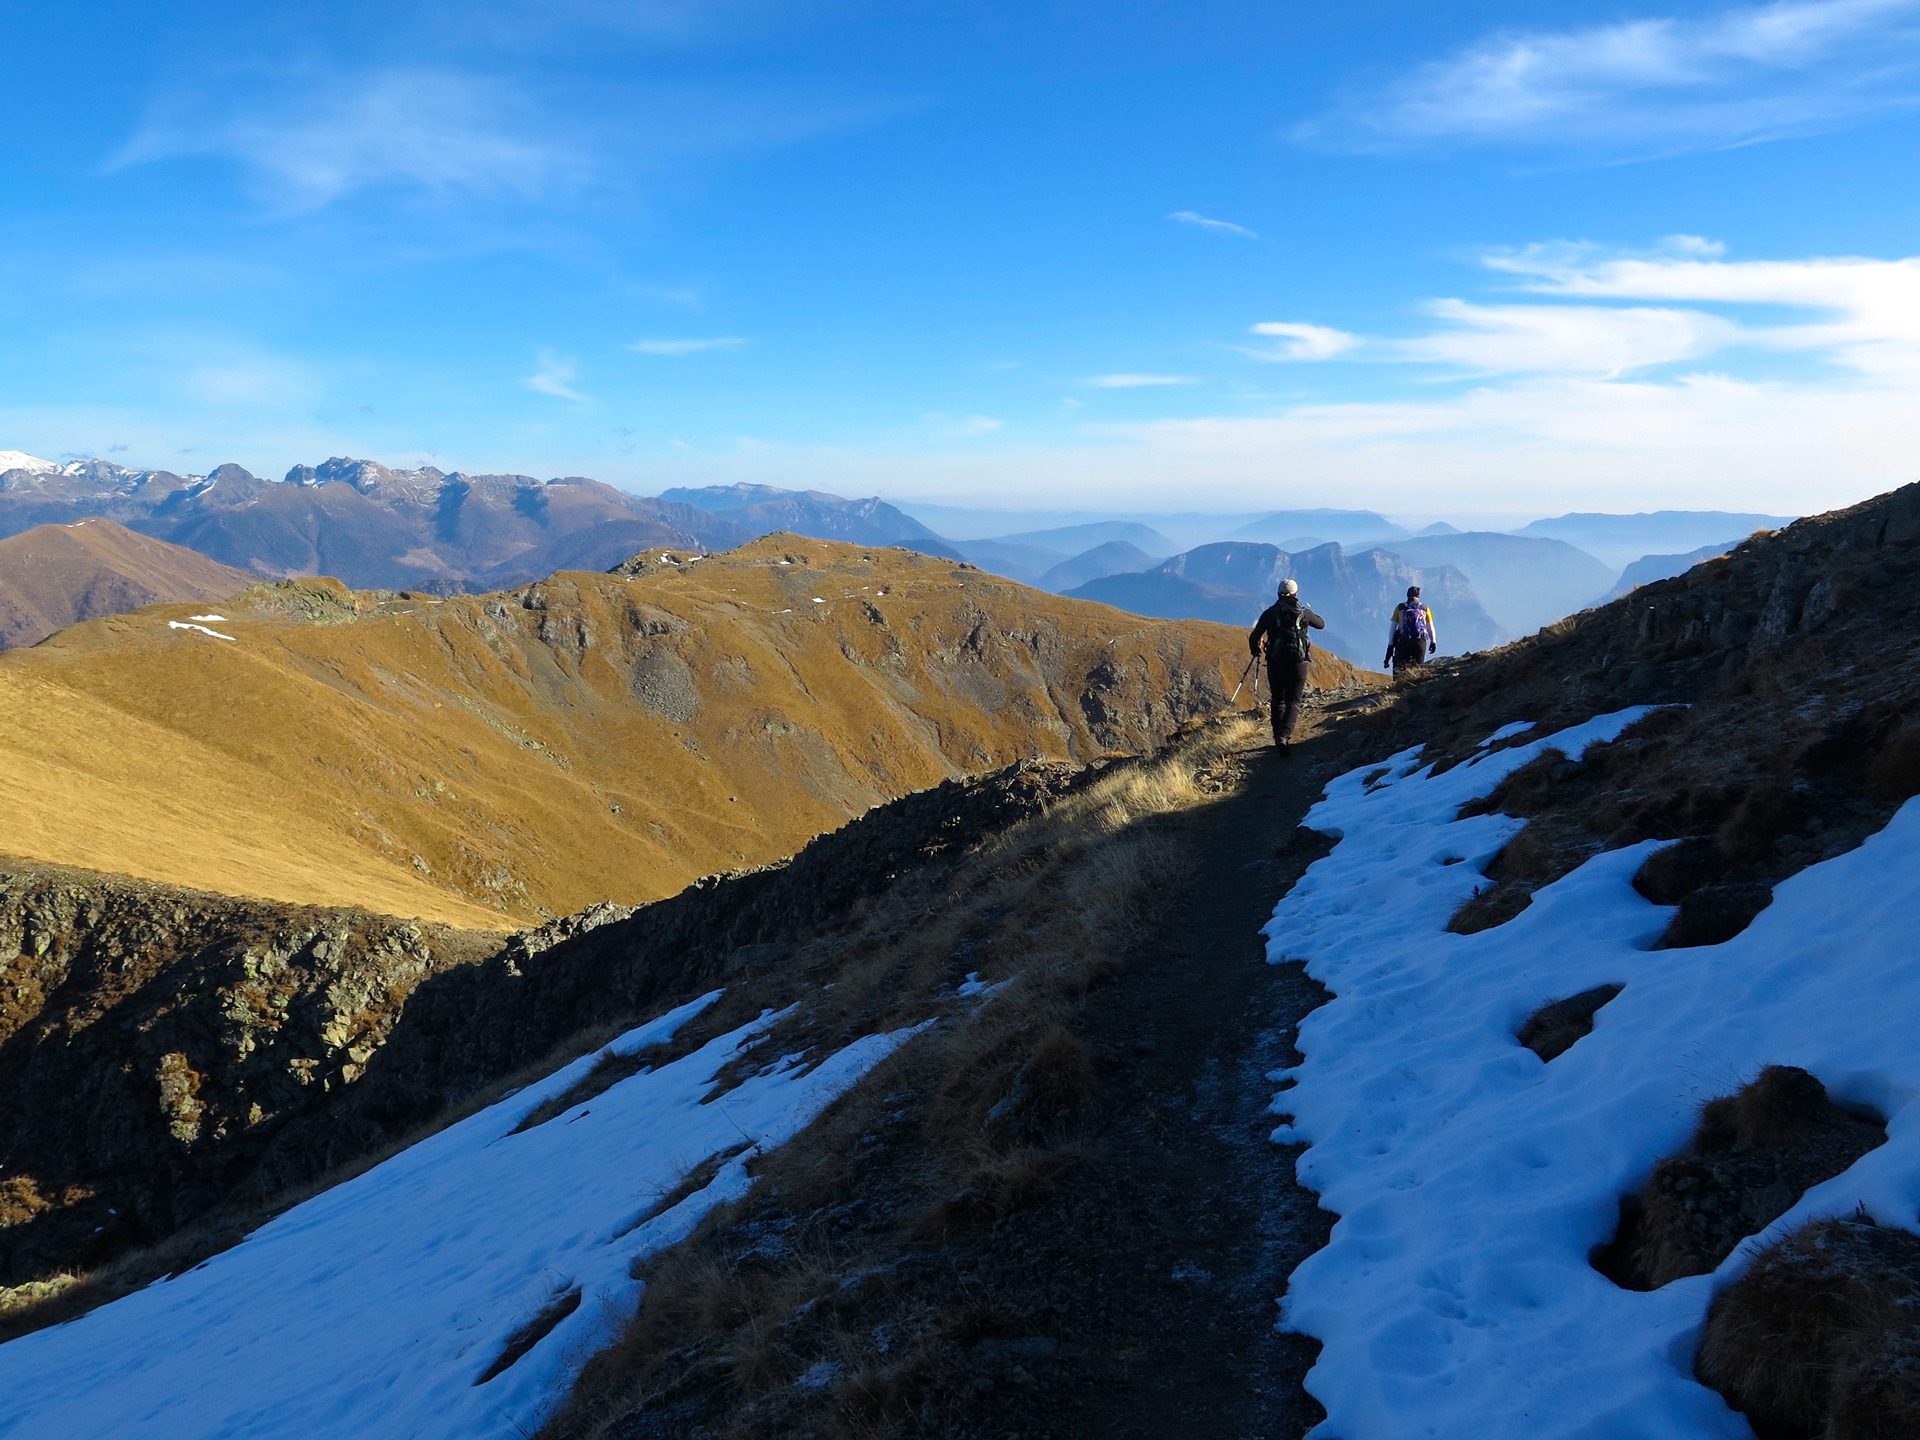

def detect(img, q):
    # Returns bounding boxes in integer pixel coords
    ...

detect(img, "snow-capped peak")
[0,449,56,474]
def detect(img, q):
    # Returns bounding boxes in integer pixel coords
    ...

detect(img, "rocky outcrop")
[0,760,1083,1287]
[0,865,495,1284]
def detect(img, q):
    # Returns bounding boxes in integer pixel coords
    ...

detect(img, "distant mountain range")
[0,455,744,592]
[658,484,960,559]
[0,450,1792,662]
[1066,541,1505,665]
[1515,510,1791,571]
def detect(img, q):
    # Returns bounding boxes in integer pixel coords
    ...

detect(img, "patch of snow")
[0,450,55,474]
[1267,708,1920,1438]
[0,993,922,1440]
[956,971,1008,999]
[167,621,236,641]
[185,614,227,623]
[811,597,824,604]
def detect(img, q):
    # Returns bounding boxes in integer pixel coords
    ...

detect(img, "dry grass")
[1698,1214,1920,1440]
[1595,1067,1887,1293]
[538,714,1264,1440]
[0,538,1261,928]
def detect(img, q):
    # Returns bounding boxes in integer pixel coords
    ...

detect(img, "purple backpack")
[1397,602,1431,647]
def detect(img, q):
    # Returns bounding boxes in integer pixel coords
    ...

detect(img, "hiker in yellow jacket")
[1385,585,1438,677]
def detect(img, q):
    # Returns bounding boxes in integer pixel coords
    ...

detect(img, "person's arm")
[1425,605,1439,654]
[1248,606,1271,656]
[1306,607,1326,630]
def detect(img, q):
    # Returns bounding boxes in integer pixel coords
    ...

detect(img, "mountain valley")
[1,481,1918,1440]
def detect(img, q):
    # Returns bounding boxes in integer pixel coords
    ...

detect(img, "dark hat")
[1407,585,1421,599]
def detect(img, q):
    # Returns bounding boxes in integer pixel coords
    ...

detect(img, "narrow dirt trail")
[940,700,1374,1440]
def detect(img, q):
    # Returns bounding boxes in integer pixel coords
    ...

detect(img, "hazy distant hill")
[1604,541,1736,600]
[1037,540,1163,593]
[951,538,1067,584]
[1376,532,1613,637]
[1516,510,1790,571]
[0,454,744,591]
[991,520,1177,555]
[1229,509,1409,547]
[658,483,961,559]
[0,519,253,648]
[1068,540,1505,665]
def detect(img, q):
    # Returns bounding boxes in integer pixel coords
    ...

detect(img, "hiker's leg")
[1267,676,1286,747]
[1276,669,1307,743]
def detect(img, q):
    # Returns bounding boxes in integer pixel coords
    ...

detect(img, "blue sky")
[5,0,1920,521]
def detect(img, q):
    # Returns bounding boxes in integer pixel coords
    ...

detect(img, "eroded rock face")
[0,867,495,1284]
[0,760,1084,1287]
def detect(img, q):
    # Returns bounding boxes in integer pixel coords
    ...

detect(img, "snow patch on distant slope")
[1267,710,1920,1438]
[0,450,55,474]
[0,993,920,1440]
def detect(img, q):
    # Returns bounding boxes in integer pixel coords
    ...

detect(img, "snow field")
[0,993,919,1439]
[1267,709,1920,1439]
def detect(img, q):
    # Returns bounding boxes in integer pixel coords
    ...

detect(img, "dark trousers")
[1267,663,1307,746]
[1392,640,1426,677]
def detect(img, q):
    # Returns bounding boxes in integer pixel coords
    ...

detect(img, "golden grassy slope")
[0,536,1310,928]
[0,519,253,649]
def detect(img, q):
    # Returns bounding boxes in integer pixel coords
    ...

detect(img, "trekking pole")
[1228,652,1259,705]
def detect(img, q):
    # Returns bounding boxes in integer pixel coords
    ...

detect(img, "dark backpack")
[1270,599,1311,663]
[1396,602,1431,647]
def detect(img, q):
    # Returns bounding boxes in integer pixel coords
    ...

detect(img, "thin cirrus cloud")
[112,69,580,210]
[525,349,590,402]
[627,337,749,355]
[1294,0,1920,157]
[1084,373,1198,388]
[1168,210,1258,239]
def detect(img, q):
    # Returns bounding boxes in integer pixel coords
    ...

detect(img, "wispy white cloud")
[525,349,590,401]
[1168,210,1258,239]
[923,412,1003,434]
[1296,0,1920,157]
[1085,373,1198,388]
[626,336,748,355]
[1240,322,1358,362]
[115,69,580,210]
[1394,299,1739,377]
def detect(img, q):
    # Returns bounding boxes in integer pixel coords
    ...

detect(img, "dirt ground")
[940,695,1351,1436]
[920,695,1371,1440]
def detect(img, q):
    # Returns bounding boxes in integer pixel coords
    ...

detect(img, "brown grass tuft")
[1698,1214,1920,1440]
[1595,1066,1886,1292]
[1517,984,1622,1061]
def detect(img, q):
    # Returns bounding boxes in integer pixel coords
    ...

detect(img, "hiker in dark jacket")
[1385,585,1438,678]
[1248,578,1326,753]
